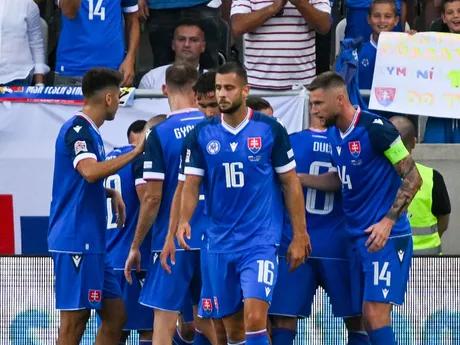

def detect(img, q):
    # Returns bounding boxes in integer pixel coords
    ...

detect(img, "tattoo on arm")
[386,155,422,221]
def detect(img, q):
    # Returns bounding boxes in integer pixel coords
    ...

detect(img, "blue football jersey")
[358,38,377,90]
[56,0,138,76]
[328,109,411,239]
[104,146,151,270]
[48,112,107,254]
[280,128,348,259]
[184,109,294,254]
[143,108,207,251]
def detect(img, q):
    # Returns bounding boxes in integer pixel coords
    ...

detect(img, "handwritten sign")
[369,32,460,119]
[0,86,135,107]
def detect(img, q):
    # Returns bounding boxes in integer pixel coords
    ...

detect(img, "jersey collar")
[220,107,254,135]
[340,106,361,139]
[167,107,200,118]
[370,34,378,49]
[307,127,327,133]
[76,111,101,135]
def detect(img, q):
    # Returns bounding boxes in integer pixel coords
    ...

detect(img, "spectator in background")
[231,0,331,90]
[390,116,451,256]
[0,0,50,86]
[138,0,221,69]
[358,0,400,91]
[55,0,140,87]
[193,70,220,117]
[139,20,207,89]
[246,96,274,116]
[423,0,460,143]
[345,0,405,40]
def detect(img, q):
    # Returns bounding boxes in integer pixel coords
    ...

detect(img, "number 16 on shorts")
[257,260,275,297]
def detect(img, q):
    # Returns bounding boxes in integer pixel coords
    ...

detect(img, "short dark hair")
[307,72,346,92]
[216,62,248,84]
[442,0,460,12]
[174,18,206,39]
[165,64,199,91]
[82,67,123,98]
[193,70,216,96]
[127,120,147,139]
[246,96,272,111]
[368,0,398,16]
[389,116,416,150]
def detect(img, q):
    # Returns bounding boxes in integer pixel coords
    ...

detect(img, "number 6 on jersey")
[223,162,244,188]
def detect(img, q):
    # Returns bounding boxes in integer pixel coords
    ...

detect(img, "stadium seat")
[335,18,346,57]
[40,17,49,64]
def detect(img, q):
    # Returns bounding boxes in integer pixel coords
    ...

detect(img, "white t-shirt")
[139,64,207,89]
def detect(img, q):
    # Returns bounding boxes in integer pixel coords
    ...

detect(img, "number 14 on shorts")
[373,261,391,298]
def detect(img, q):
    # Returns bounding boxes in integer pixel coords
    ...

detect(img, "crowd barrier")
[1,256,460,345]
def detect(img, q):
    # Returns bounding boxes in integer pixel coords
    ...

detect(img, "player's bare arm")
[365,155,422,252]
[105,188,126,228]
[77,134,145,183]
[177,175,202,250]
[59,0,82,19]
[387,155,422,221]
[160,181,184,273]
[119,12,140,86]
[124,180,163,283]
[297,171,341,192]
[279,169,312,272]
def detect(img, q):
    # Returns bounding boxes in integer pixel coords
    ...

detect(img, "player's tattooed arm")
[386,155,422,221]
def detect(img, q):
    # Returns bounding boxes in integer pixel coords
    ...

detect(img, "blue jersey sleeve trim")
[184,167,205,176]
[135,178,146,186]
[275,160,297,174]
[122,4,138,13]
[144,171,165,180]
[178,173,186,181]
[73,152,97,168]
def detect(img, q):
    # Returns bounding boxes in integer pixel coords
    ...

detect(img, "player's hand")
[407,29,417,35]
[111,191,126,228]
[286,232,311,272]
[133,128,147,155]
[118,58,135,87]
[124,248,141,284]
[176,222,192,250]
[160,237,176,274]
[271,0,288,14]
[138,0,149,21]
[365,217,394,252]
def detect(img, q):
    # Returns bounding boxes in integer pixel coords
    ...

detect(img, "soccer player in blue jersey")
[161,70,227,345]
[177,62,311,345]
[269,113,370,345]
[103,118,165,345]
[56,0,139,86]
[124,64,209,345]
[304,72,422,345]
[48,67,146,345]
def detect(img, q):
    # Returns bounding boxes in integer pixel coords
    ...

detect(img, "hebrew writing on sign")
[369,32,460,119]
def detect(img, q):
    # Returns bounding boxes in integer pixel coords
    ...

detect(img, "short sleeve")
[121,0,138,13]
[64,122,98,169]
[132,154,146,186]
[368,118,409,164]
[311,0,332,13]
[178,137,191,182]
[231,0,252,16]
[143,128,166,180]
[272,122,296,174]
[432,169,451,216]
[184,127,205,177]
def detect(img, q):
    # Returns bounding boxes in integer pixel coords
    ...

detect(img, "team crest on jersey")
[348,141,361,158]
[375,87,396,107]
[88,289,102,304]
[206,140,220,155]
[74,140,88,155]
[202,298,213,314]
[247,137,262,154]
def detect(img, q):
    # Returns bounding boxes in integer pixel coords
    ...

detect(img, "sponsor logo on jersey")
[248,137,262,154]
[375,87,396,107]
[202,298,213,314]
[88,289,102,304]
[206,140,220,155]
[348,141,361,158]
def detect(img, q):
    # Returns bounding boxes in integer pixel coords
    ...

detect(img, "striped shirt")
[231,0,331,89]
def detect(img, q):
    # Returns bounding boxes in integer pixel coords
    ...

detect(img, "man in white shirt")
[139,19,207,89]
[231,0,331,90]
